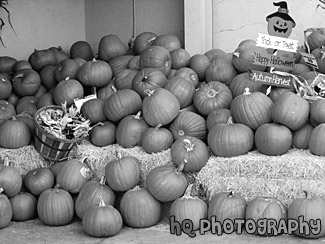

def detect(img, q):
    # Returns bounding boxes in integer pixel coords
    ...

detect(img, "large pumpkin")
[98,34,128,61]
[75,176,116,219]
[0,73,12,100]
[142,88,180,127]
[0,118,31,149]
[254,123,292,156]
[0,157,22,197]
[23,167,55,196]
[141,124,173,153]
[170,136,210,172]
[0,188,12,229]
[28,48,57,71]
[208,117,254,157]
[0,56,17,73]
[53,77,84,106]
[271,91,309,131]
[119,186,161,228]
[230,88,273,130]
[12,69,41,97]
[193,81,233,116]
[169,110,207,141]
[10,191,37,222]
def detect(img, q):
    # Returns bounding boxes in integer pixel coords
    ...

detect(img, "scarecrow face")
[267,16,294,38]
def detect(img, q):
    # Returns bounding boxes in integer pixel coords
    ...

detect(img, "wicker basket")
[33,105,84,162]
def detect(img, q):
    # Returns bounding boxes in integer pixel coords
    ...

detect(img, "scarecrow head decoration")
[266,1,295,38]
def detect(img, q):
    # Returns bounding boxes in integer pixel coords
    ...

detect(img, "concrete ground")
[1,218,324,244]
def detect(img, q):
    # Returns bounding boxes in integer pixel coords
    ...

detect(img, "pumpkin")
[77,58,113,88]
[141,124,173,153]
[188,54,210,81]
[54,58,80,82]
[89,121,116,147]
[103,87,142,122]
[49,46,70,64]
[37,184,74,226]
[170,184,208,231]
[132,68,168,98]
[169,110,207,141]
[119,186,161,228]
[28,48,57,71]
[268,87,292,103]
[53,77,84,106]
[0,56,17,73]
[208,191,246,230]
[0,100,16,124]
[49,162,64,178]
[39,65,57,90]
[204,48,226,62]
[174,67,199,88]
[152,34,182,52]
[170,48,191,69]
[230,88,273,130]
[105,152,140,192]
[291,63,311,76]
[271,91,309,131]
[15,112,35,135]
[208,117,254,157]
[292,122,313,150]
[7,93,19,106]
[80,98,106,123]
[56,158,92,194]
[96,80,116,100]
[13,60,32,72]
[75,176,116,219]
[127,55,141,70]
[193,81,233,116]
[245,197,287,236]
[142,88,180,127]
[0,117,31,149]
[82,195,122,237]
[114,68,138,90]
[254,123,292,156]
[70,40,94,61]
[309,123,325,156]
[306,28,325,53]
[115,111,149,148]
[133,31,157,55]
[311,47,325,73]
[146,161,188,202]
[98,34,128,61]
[0,157,22,197]
[164,76,196,109]
[0,73,12,100]
[0,188,12,229]
[12,69,41,96]
[15,96,38,116]
[229,72,268,97]
[108,55,133,76]
[167,68,177,80]
[170,136,209,172]
[139,45,172,76]
[34,84,47,100]
[23,167,55,196]
[205,53,237,85]
[288,191,325,239]
[206,108,232,131]
[10,191,37,222]
[37,93,54,109]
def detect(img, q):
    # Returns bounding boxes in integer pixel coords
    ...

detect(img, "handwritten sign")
[250,70,293,88]
[256,33,298,52]
[299,52,319,69]
[253,51,294,70]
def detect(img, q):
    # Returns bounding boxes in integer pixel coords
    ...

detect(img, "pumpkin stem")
[144,89,154,97]
[148,37,157,44]
[207,89,218,98]
[303,190,308,199]
[176,159,187,173]
[65,76,70,81]
[98,194,106,207]
[227,116,234,125]
[0,188,3,194]
[243,87,251,95]
[183,183,194,199]
[184,139,194,151]
[134,111,142,120]
[178,130,185,136]
[99,176,106,185]
[92,58,97,62]
[228,191,234,197]
[53,184,60,192]
[3,156,10,167]
[155,124,162,130]
[111,85,118,93]
[114,145,122,159]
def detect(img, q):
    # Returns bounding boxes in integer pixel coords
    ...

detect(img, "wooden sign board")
[253,51,294,70]
[256,33,298,53]
[250,70,293,88]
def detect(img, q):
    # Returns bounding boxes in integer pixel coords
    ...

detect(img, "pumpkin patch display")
[0,188,13,229]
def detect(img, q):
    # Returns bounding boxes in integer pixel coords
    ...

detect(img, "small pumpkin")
[39,65,57,90]
[204,48,226,62]
[309,99,325,126]
[49,46,70,64]
[0,100,16,125]
[0,157,22,197]
[292,122,313,150]
[0,188,12,229]
[174,67,199,88]
[12,60,32,72]
[6,93,19,107]
[23,167,55,196]
[37,184,74,226]
[127,55,141,70]
[96,80,116,100]
[28,48,57,71]
[268,87,292,103]
[189,54,211,81]
[89,121,116,147]
[0,56,17,73]
[146,161,188,202]
[0,73,12,100]
[170,48,191,69]
[119,186,161,228]
[114,68,138,90]
[82,195,122,237]
[133,31,157,55]
[105,151,140,192]
[53,77,84,106]
[54,58,80,82]
[70,40,94,61]
[108,55,133,76]
[15,112,36,135]
[98,34,128,61]
[141,124,173,154]
[12,69,41,97]
[152,34,182,52]
[37,93,54,109]
[80,98,106,124]
[10,191,37,222]
[206,108,232,131]
[309,123,325,156]
[15,96,38,116]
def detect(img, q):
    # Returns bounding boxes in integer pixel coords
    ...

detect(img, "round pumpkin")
[146,162,188,202]
[292,122,313,150]
[0,118,31,149]
[75,176,116,219]
[98,34,128,61]
[12,69,41,97]
[10,191,37,222]
[0,100,16,125]
[132,31,157,55]
[193,81,233,116]
[309,123,325,156]
[204,48,226,61]
[127,55,141,70]
[39,65,57,90]
[108,55,133,76]
[206,108,232,131]
[96,80,116,100]
[28,48,57,71]
[170,136,210,172]
[15,96,38,116]
[189,54,211,81]
[53,77,84,106]
[152,34,182,52]
[23,167,55,196]
[0,73,12,100]
[114,68,138,90]
[0,157,22,197]
[13,60,32,72]
[309,96,325,126]
[37,184,74,226]
[49,46,70,64]
[0,56,17,73]
[103,87,142,122]
[254,123,292,156]
[142,88,180,127]
[15,112,35,135]
[54,58,80,82]
[170,48,191,69]
[37,93,54,109]
[80,98,106,124]
[141,124,173,154]
[82,195,122,237]
[119,186,161,228]
[306,28,325,53]
[230,88,273,130]
[7,93,19,107]
[70,40,94,61]
[105,152,140,192]
[268,87,292,103]
[174,67,199,88]
[311,47,325,73]
[208,117,254,157]
[89,121,116,147]
[0,188,12,229]
[34,84,47,100]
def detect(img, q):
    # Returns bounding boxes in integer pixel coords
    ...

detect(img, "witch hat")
[266,1,296,27]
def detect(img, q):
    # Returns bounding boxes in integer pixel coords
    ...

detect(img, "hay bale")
[197,149,325,205]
